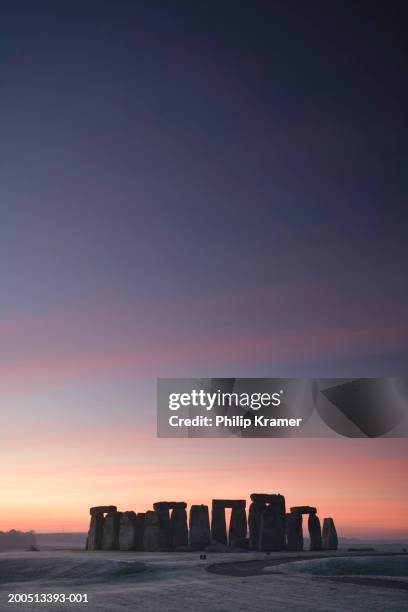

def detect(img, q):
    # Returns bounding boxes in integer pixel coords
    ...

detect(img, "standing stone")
[86,512,104,550]
[308,513,322,551]
[286,511,303,551]
[229,507,247,548]
[322,518,338,550]
[248,502,265,550]
[154,505,172,551]
[211,502,227,546]
[119,511,138,551]
[259,504,285,551]
[274,495,286,517]
[143,511,160,552]
[101,511,121,550]
[189,505,211,550]
[153,502,187,551]
[135,513,146,551]
[171,507,188,551]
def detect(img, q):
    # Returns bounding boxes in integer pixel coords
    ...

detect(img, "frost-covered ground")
[0,550,407,612]
[269,554,408,577]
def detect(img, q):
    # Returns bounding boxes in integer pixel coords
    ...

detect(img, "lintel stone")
[250,494,284,504]
[153,501,187,510]
[90,506,117,515]
[212,499,246,509]
[290,506,317,515]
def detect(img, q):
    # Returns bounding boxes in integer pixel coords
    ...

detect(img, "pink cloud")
[1,321,407,395]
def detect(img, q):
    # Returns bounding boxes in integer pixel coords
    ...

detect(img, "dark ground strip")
[206,553,408,579]
[329,577,408,591]
[206,555,328,576]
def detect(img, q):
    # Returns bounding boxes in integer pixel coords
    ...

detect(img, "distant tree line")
[0,530,37,551]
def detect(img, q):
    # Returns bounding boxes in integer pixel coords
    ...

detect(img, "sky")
[1,1,407,537]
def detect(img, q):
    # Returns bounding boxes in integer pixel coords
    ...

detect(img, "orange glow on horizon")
[1,309,407,540]
[1,427,407,538]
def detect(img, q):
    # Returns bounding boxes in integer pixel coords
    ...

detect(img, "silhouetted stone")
[135,513,145,551]
[143,511,160,552]
[101,511,120,550]
[308,513,322,551]
[153,501,187,510]
[274,495,286,514]
[211,499,246,547]
[86,512,104,550]
[154,505,171,551]
[248,501,265,550]
[189,505,211,550]
[322,518,338,550]
[229,507,247,547]
[259,497,286,551]
[90,505,117,515]
[119,511,138,551]
[286,511,303,551]
[211,503,227,545]
[153,501,187,551]
[171,507,188,550]
[250,494,283,504]
[212,499,246,509]
[290,506,317,515]
[86,495,334,555]
[231,537,249,551]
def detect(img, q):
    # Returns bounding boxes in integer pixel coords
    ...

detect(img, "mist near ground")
[33,532,408,553]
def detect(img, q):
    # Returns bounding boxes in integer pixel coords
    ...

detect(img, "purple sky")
[1,1,407,534]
